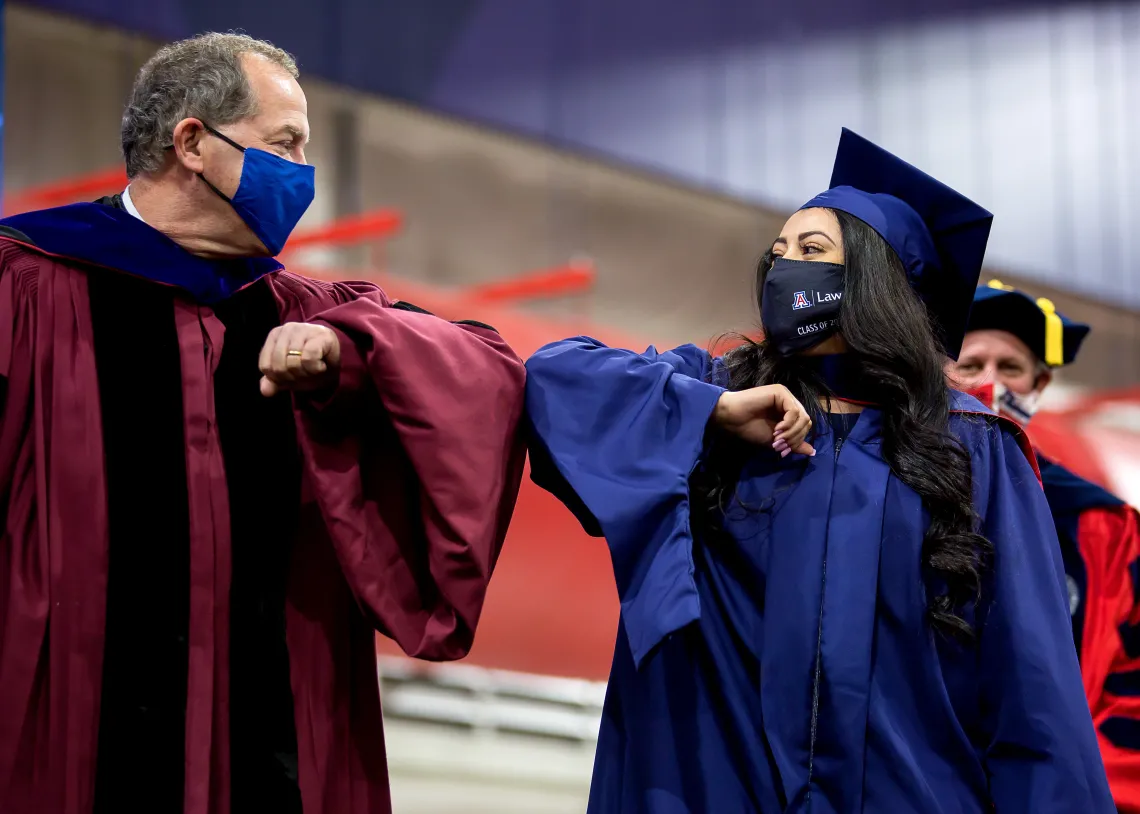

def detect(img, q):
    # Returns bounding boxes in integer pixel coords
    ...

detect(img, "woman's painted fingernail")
[809,449,817,457]
[773,440,788,452]
[780,448,791,458]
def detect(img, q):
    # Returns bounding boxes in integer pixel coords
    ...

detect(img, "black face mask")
[761,257,846,355]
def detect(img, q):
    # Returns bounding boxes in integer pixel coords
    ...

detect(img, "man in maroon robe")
[0,33,526,814]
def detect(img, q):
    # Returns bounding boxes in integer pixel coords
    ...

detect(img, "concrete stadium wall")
[6,5,1137,391]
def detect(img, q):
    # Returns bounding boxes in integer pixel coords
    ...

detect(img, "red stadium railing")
[281,208,404,254]
[464,260,596,304]
[4,167,129,214]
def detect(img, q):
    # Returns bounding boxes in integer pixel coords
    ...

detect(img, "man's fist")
[258,322,341,397]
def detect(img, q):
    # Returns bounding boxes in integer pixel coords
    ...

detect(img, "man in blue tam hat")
[948,281,1140,813]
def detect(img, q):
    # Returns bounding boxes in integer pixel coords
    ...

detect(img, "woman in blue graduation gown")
[525,130,1114,813]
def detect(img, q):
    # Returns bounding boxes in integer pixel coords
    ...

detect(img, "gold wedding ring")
[286,349,303,357]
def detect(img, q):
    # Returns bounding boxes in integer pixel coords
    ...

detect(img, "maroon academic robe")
[0,247,526,813]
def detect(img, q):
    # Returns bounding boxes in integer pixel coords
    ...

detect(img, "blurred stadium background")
[4,1,1140,810]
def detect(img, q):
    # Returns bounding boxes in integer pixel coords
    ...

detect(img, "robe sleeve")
[1081,504,1140,814]
[524,337,725,667]
[974,424,1116,812]
[295,296,526,661]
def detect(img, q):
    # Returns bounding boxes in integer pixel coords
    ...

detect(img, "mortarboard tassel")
[1036,297,1063,367]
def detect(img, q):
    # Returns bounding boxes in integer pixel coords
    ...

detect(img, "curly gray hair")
[121,32,298,178]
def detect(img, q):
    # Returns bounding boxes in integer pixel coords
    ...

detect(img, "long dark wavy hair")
[693,210,993,641]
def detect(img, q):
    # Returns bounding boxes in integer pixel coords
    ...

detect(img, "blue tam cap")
[800,129,994,359]
[967,280,1090,367]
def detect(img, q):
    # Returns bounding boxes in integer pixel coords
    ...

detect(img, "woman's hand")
[713,385,816,457]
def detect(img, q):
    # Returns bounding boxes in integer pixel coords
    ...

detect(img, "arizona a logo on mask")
[792,291,813,310]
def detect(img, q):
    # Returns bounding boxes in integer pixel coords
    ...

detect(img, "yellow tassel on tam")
[1036,297,1064,367]
[987,279,1014,291]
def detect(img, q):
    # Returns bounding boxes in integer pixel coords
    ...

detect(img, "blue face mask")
[200,124,315,256]
[761,257,846,355]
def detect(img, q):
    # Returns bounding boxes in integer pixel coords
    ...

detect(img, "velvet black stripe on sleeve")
[391,301,499,334]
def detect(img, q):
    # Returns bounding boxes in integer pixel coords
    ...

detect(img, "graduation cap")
[800,128,993,359]
[966,280,1090,367]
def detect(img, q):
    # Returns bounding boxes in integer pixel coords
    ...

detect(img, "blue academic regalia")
[968,281,1090,368]
[525,337,1115,814]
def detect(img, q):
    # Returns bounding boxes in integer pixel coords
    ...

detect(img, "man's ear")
[1033,366,1053,395]
[170,118,208,174]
